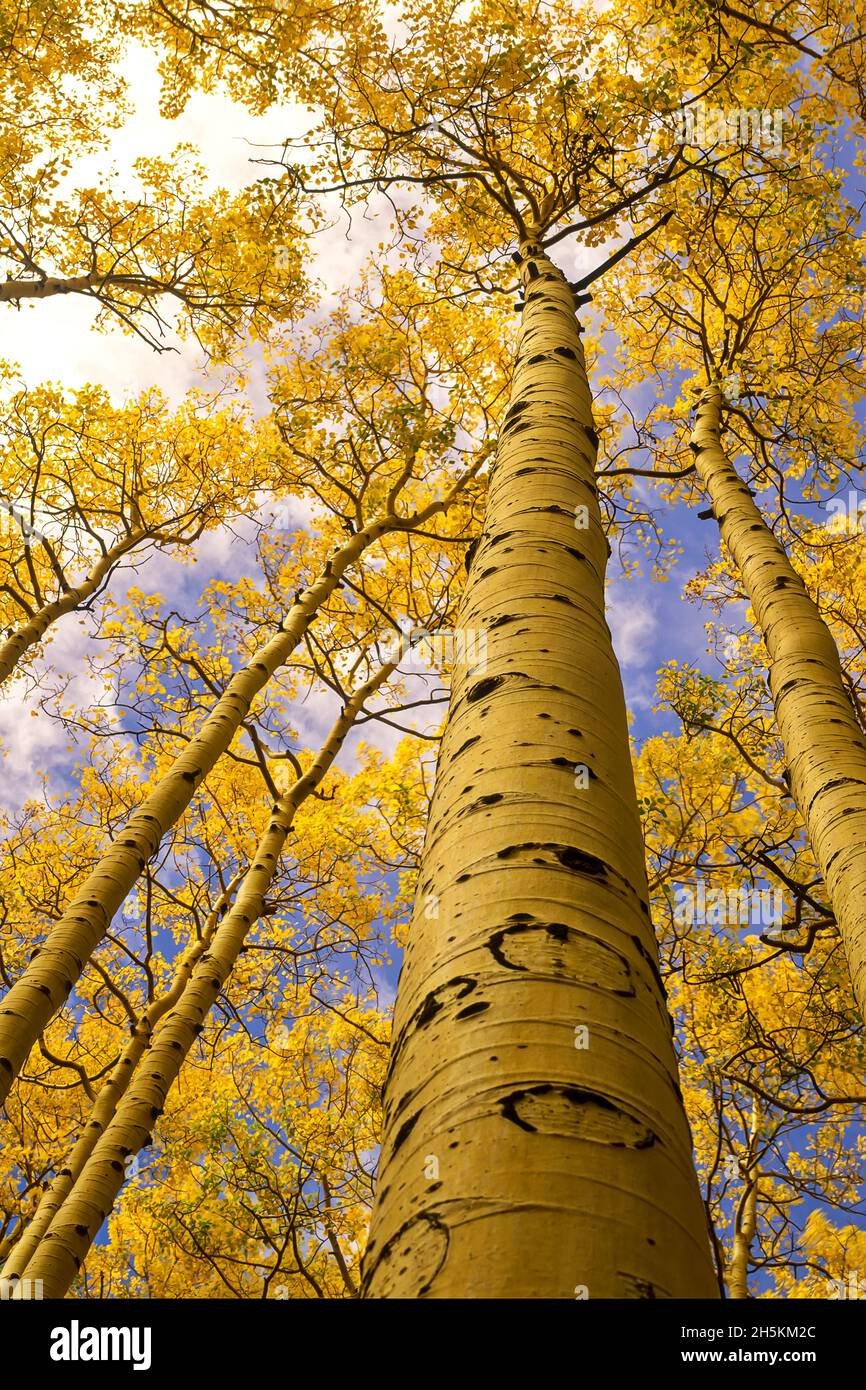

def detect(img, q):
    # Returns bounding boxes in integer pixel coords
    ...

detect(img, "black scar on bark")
[455,1001,491,1020]
[492,843,608,880]
[365,1211,450,1297]
[467,675,504,702]
[387,1078,424,1122]
[385,976,481,1082]
[555,846,608,877]
[488,918,567,969]
[489,924,529,970]
[391,1110,420,1155]
[465,671,530,703]
[500,1091,538,1129]
[454,734,481,756]
[630,933,666,993]
[499,1083,657,1146]
[529,504,573,518]
[414,976,478,1029]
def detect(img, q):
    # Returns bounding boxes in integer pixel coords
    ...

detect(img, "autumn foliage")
[0,0,864,1301]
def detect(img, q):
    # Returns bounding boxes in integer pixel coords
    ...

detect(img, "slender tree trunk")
[0,478,472,1106]
[0,527,146,688]
[728,1102,760,1299]
[360,244,718,1299]
[729,1179,759,1298]
[690,384,866,1021]
[16,656,396,1297]
[0,873,241,1280]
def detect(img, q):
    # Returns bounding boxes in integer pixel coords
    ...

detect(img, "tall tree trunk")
[0,477,473,1107]
[360,244,718,1299]
[728,1103,760,1299]
[690,384,866,1022]
[15,656,396,1298]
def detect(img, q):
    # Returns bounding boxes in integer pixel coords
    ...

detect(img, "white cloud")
[607,583,658,669]
[0,612,109,812]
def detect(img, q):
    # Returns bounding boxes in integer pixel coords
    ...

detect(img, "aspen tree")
[729,1170,759,1297]
[79,991,387,1297]
[0,874,243,1281]
[728,1101,761,1299]
[0,694,420,1287]
[690,384,866,1023]
[0,167,310,354]
[637,721,865,1294]
[0,528,145,688]
[264,0,769,1299]
[15,652,401,1297]
[361,240,718,1298]
[0,384,277,688]
[0,0,368,352]
[0,533,363,1103]
[598,169,866,1019]
[0,468,479,1107]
